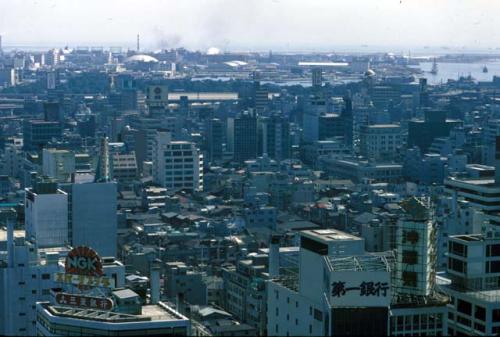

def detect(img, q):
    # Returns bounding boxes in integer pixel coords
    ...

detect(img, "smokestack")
[269,235,280,278]
[136,34,140,52]
[150,259,161,304]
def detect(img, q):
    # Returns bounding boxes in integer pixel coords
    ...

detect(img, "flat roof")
[301,229,362,243]
[43,301,186,323]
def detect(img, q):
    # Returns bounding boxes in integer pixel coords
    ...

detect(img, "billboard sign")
[55,293,114,310]
[54,272,115,288]
[65,246,103,276]
[328,271,391,307]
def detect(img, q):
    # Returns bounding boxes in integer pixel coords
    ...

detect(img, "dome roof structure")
[124,54,159,63]
[207,47,221,55]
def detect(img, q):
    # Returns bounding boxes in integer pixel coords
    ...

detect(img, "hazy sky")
[0,0,498,52]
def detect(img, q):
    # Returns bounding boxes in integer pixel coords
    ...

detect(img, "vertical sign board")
[329,270,391,307]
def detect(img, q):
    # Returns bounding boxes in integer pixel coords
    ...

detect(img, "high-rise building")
[61,181,118,257]
[408,109,462,152]
[262,114,290,161]
[43,102,61,122]
[25,178,68,248]
[146,85,169,109]
[232,111,258,163]
[0,216,67,336]
[359,124,403,161]
[206,118,224,163]
[441,228,500,336]
[311,67,322,89]
[23,120,62,152]
[42,148,75,183]
[340,96,353,147]
[267,229,392,336]
[153,131,203,191]
[394,197,437,297]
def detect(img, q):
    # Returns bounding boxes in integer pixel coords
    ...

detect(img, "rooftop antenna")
[136,34,140,52]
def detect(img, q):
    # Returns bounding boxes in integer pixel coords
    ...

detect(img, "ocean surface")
[415,60,500,85]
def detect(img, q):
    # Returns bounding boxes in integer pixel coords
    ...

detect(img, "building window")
[493,309,500,322]
[42,273,50,280]
[457,299,472,316]
[402,250,418,265]
[314,309,323,321]
[402,271,417,287]
[475,306,486,321]
[487,244,500,257]
[474,322,485,332]
[486,260,500,273]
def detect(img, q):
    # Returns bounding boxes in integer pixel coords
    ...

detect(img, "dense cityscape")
[1,7,500,336]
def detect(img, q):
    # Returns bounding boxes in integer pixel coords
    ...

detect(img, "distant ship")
[483,65,488,73]
[430,58,438,75]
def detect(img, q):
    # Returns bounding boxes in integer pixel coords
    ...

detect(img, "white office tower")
[25,178,68,248]
[440,223,500,336]
[267,229,394,336]
[390,197,448,336]
[0,210,67,336]
[153,131,203,191]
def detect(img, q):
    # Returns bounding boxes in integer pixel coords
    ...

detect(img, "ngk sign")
[68,256,98,272]
[65,246,103,276]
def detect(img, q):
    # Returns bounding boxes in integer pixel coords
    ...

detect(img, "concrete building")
[25,179,68,248]
[359,124,403,161]
[441,230,500,336]
[266,229,392,336]
[320,157,402,183]
[262,114,290,161]
[408,109,461,152]
[42,149,75,183]
[0,216,67,336]
[205,118,224,163]
[23,120,62,152]
[231,111,258,163]
[36,298,190,336]
[165,262,207,305]
[61,181,118,257]
[153,131,204,191]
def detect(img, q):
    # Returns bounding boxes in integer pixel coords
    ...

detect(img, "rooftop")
[41,301,186,323]
[301,229,363,243]
[325,252,395,273]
